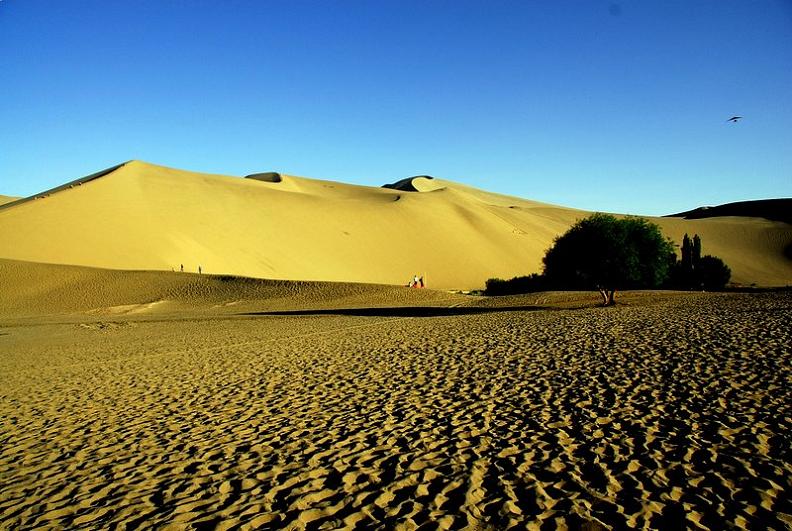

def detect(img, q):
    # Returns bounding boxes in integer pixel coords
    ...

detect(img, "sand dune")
[1,260,790,528]
[2,164,789,528]
[668,198,792,225]
[0,160,789,288]
[0,195,20,206]
[0,258,467,318]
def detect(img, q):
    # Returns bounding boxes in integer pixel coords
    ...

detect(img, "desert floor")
[1,289,791,529]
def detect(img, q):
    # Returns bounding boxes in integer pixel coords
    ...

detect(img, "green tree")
[695,255,731,290]
[542,213,676,305]
[667,234,732,290]
[692,234,702,265]
[681,233,693,269]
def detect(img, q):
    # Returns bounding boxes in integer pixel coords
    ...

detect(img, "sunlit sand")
[1,163,790,528]
[0,161,789,289]
[1,260,790,528]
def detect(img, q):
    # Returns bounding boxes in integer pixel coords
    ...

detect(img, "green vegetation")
[668,233,731,290]
[485,218,733,302]
[542,214,675,305]
[486,214,675,304]
[484,274,546,296]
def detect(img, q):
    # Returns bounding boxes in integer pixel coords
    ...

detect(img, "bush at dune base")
[485,274,546,296]
[483,216,732,303]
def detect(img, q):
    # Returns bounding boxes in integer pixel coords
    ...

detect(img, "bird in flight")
[727,116,742,123]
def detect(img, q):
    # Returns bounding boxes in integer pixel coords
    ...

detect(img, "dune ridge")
[0,160,789,288]
[667,198,792,225]
[383,175,443,193]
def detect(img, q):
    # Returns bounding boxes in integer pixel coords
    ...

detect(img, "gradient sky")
[1,0,790,215]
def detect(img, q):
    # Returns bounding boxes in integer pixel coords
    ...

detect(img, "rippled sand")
[1,291,790,529]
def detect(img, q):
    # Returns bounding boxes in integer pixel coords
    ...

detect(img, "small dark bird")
[727,116,742,123]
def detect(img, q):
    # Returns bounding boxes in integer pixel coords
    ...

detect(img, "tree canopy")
[696,255,731,290]
[669,233,732,290]
[542,213,676,304]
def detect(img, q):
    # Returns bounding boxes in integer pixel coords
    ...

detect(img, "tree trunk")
[599,288,616,306]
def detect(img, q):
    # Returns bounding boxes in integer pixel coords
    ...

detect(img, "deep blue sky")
[1,1,790,215]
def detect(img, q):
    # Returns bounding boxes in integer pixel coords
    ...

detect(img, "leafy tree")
[681,234,693,270]
[667,234,731,290]
[692,234,702,265]
[542,213,675,305]
[695,255,731,290]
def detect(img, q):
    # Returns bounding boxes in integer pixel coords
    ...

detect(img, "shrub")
[485,274,546,296]
[667,233,731,290]
[695,255,731,290]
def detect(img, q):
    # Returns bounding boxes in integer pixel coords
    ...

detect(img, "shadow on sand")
[241,305,544,318]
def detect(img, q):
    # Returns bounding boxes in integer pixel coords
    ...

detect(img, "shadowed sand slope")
[0,160,790,288]
[1,260,790,528]
[0,259,468,318]
[667,198,792,225]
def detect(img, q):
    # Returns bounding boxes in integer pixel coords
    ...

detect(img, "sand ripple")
[1,292,790,528]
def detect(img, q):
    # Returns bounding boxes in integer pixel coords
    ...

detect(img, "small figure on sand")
[408,275,424,288]
[180,264,184,272]
[198,265,202,275]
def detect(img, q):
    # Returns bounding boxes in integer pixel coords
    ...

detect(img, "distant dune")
[667,198,792,225]
[0,161,789,288]
[0,194,20,206]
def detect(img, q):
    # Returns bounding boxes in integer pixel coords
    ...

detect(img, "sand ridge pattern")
[2,287,791,529]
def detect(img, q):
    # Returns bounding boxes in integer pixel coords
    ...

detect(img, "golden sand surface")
[1,263,790,529]
[0,160,789,288]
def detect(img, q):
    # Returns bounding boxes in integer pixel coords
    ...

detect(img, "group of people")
[408,275,424,288]
[175,264,201,274]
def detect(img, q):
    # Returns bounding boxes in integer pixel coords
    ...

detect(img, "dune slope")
[0,161,789,288]
[0,259,467,318]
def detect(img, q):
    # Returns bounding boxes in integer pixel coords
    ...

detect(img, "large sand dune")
[0,160,789,288]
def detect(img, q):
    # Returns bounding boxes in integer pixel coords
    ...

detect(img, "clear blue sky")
[1,1,790,215]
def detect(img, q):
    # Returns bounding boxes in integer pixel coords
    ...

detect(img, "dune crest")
[245,172,282,183]
[667,198,792,225]
[0,160,789,288]
[383,175,444,193]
